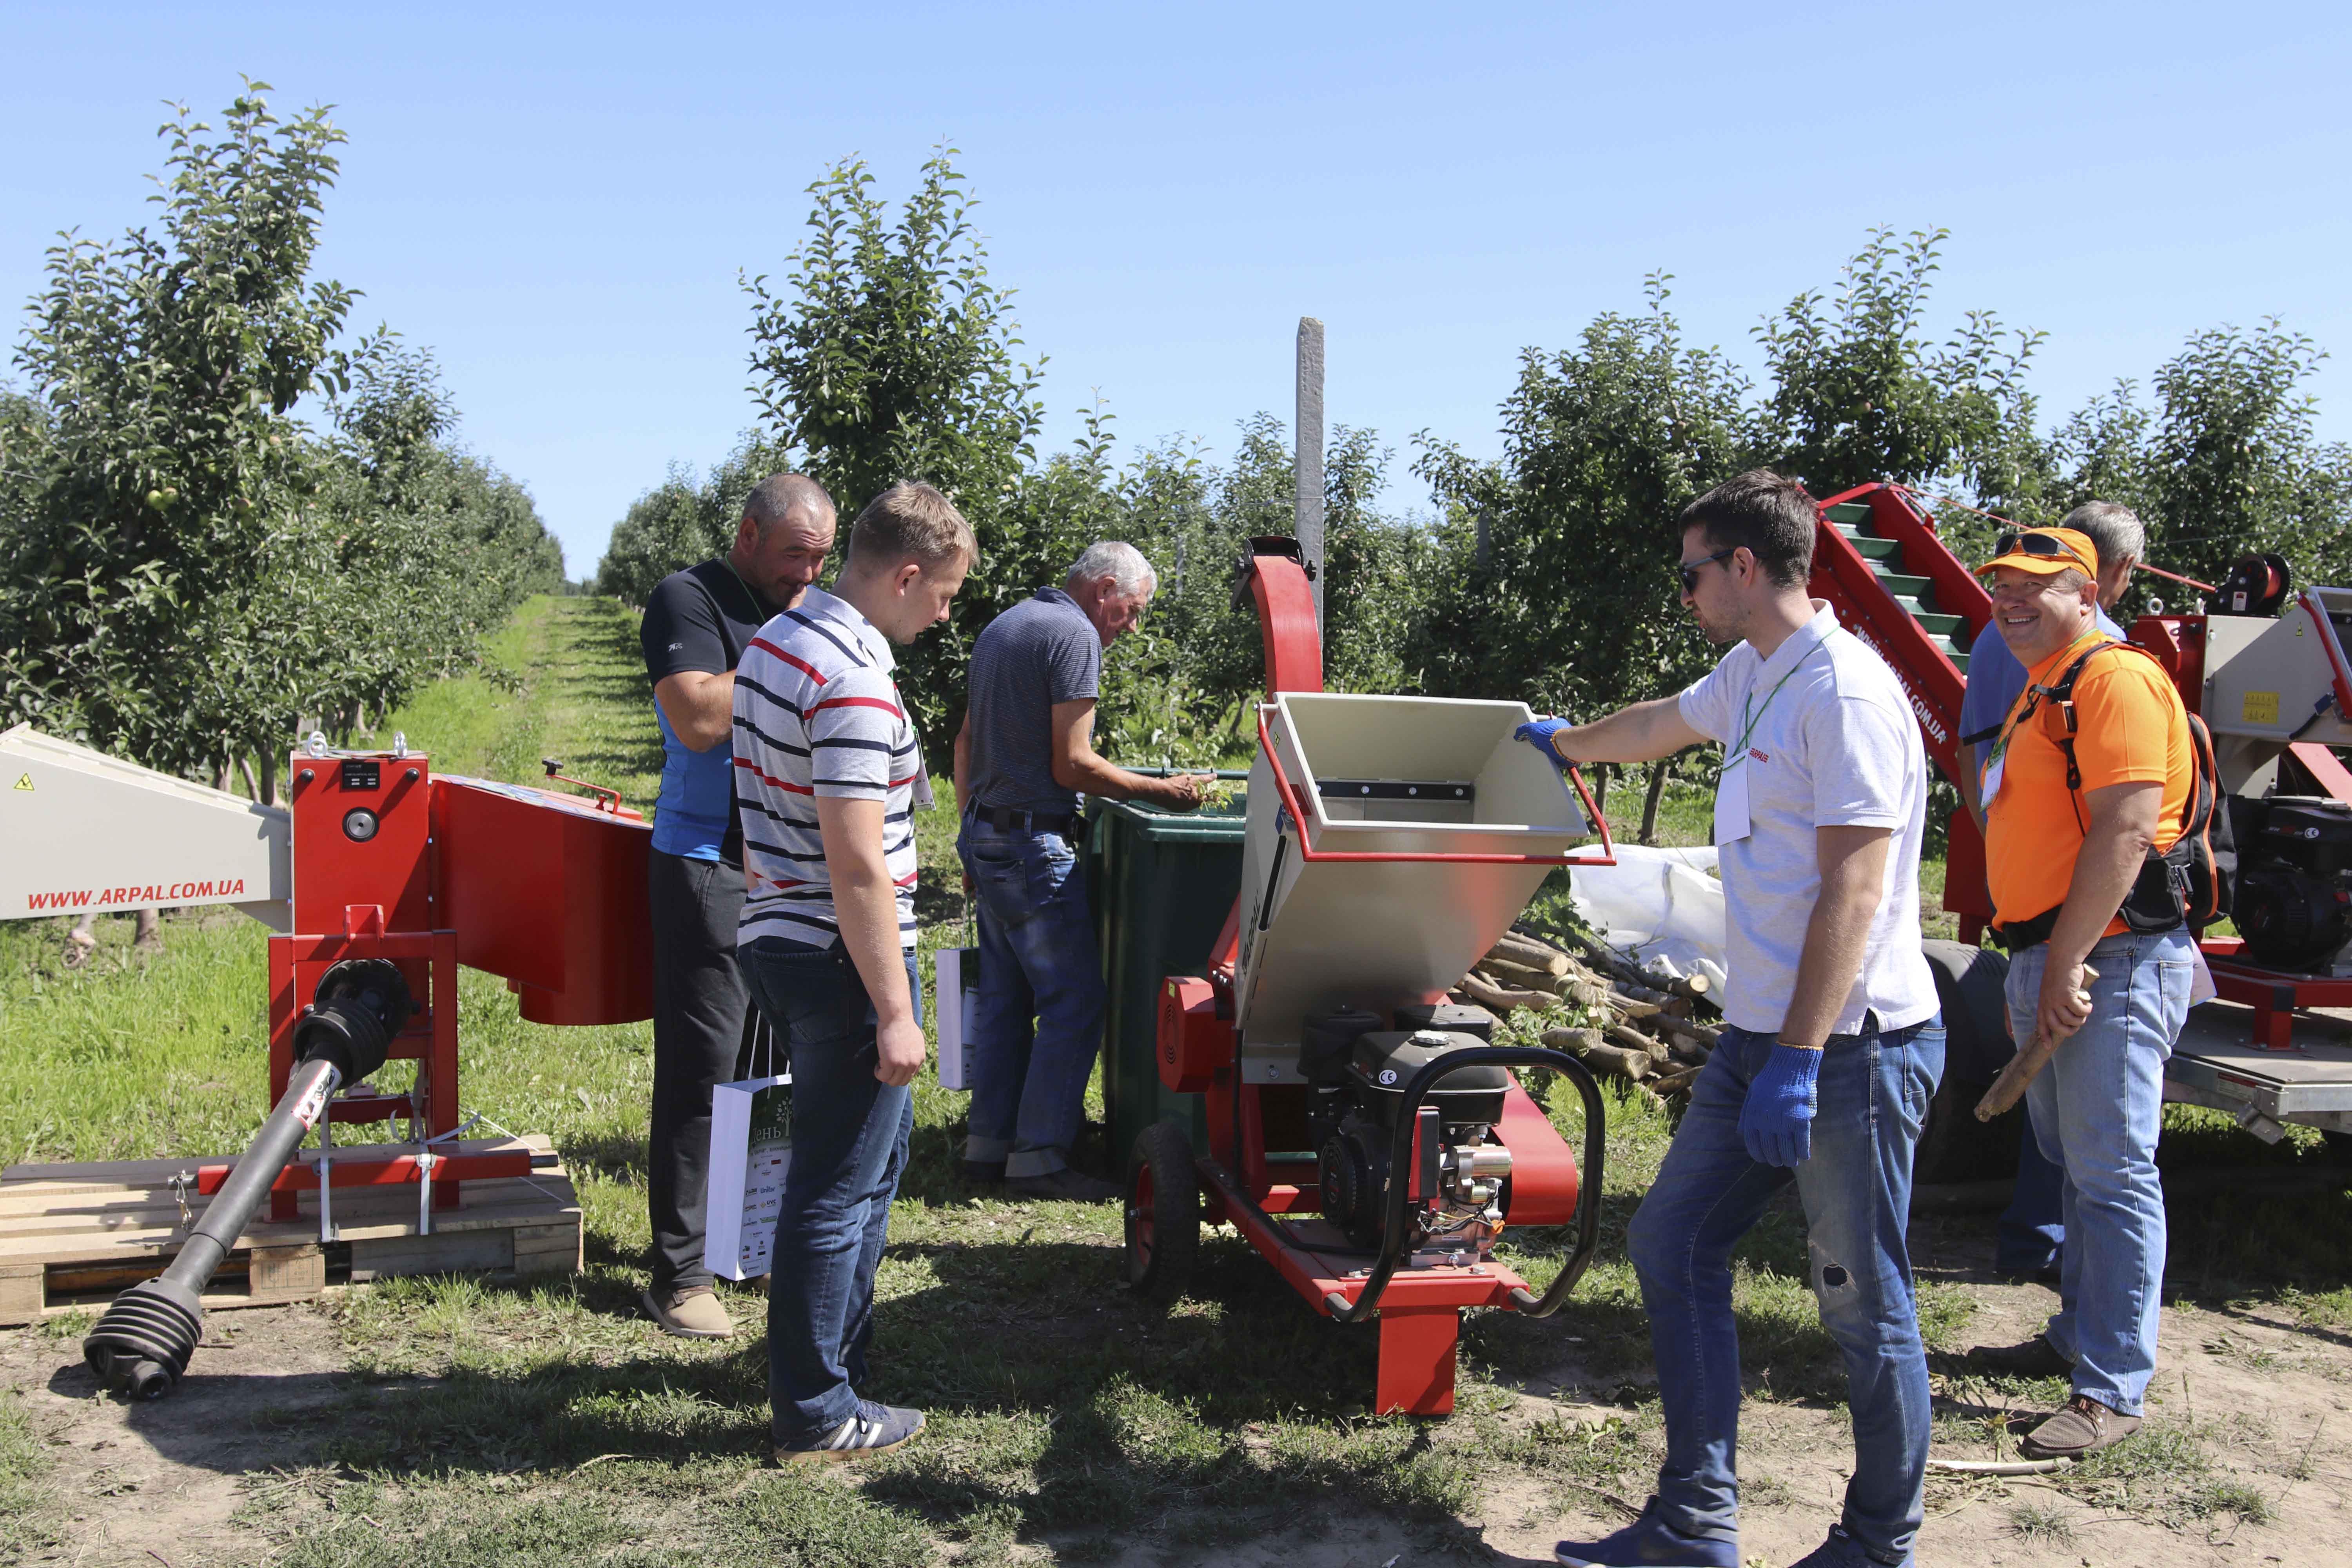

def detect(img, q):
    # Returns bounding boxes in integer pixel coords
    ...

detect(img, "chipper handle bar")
[1323,1044,1607,1326]
[1258,706,1616,866]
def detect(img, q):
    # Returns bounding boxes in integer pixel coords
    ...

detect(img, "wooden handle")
[1973,964,2098,1122]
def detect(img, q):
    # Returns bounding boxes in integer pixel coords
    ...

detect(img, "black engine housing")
[2233,796,2352,972]
[1308,1024,1507,1250]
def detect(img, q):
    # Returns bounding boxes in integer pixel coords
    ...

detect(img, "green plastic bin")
[1083,788,1249,1166]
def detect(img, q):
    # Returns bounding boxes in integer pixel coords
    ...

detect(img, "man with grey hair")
[1955,501,2141,1288]
[637,472,836,1337]
[952,542,1210,1201]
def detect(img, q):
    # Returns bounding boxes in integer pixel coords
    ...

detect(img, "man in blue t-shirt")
[636,473,835,1338]
[951,542,1209,1201]
[1956,500,2140,1283]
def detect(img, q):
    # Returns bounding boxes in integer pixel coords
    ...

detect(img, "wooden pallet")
[0,1134,581,1324]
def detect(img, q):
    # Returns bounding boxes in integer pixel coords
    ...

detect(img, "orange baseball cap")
[1975,526,2098,579]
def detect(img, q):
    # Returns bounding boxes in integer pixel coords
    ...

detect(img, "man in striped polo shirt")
[731,481,974,1464]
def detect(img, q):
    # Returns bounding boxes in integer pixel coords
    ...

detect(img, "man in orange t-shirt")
[1964,526,2198,1461]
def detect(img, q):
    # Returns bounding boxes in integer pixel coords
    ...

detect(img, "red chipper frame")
[1140,539,1615,1416]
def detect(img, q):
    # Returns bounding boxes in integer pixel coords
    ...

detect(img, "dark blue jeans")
[1996,1100,2066,1274]
[957,815,1106,1179]
[735,938,919,1441]
[1625,1015,1945,1567]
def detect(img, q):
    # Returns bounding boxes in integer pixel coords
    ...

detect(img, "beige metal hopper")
[0,725,289,927]
[1231,693,1607,1081]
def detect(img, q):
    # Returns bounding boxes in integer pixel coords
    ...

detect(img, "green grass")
[6,594,2346,1560]
[0,1389,58,1564]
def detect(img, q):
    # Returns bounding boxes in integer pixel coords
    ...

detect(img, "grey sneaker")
[774,1399,925,1465]
[1006,1167,1122,1203]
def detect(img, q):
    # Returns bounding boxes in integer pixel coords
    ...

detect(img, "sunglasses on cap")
[1992,530,2074,558]
[1678,546,1737,592]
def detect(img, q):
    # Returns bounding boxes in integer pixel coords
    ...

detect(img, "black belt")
[969,802,1078,837]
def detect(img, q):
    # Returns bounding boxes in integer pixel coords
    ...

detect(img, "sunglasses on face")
[1678,546,1737,593]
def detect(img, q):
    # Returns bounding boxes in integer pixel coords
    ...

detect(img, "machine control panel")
[339,759,381,791]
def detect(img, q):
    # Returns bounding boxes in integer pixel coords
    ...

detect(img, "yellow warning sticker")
[10,773,29,792]
[2244,691,2281,725]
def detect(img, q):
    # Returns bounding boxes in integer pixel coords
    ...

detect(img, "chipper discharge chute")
[1118,540,1618,1416]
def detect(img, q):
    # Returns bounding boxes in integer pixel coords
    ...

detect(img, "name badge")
[1713,755,1751,845]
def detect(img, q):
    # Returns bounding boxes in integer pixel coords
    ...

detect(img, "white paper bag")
[934,943,981,1090]
[704,1070,792,1281]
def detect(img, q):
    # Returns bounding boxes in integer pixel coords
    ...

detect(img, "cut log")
[1477,955,1566,991]
[1651,1015,1723,1048]
[1539,1027,1652,1082]
[1605,1024,1671,1062]
[1488,932,1571,975]
[1569,933,1713,1004]
[1606,994,1664,1021]
[1457,972,1555,1014]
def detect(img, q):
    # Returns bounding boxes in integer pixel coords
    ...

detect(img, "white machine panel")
[1232,692,1599,1052]
[0,725,289,926]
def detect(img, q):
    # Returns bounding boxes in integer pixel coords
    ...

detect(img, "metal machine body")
[3,727,655,1391]
[1124,539,1615,1416]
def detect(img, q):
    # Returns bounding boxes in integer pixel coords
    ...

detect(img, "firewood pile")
[1451,926,1722,1101]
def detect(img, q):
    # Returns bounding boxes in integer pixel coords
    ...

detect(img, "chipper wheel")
[1125,1121,1200,1303]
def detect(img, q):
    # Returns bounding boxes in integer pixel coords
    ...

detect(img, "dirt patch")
[1,1303,365,1567]
[7,1271,2352,1566]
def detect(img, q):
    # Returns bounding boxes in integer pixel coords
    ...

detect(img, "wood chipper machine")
[0,726,655,1396]
[1116,539,1619,1416]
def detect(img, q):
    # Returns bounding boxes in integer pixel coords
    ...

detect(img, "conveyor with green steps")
[1823,501,1974,674]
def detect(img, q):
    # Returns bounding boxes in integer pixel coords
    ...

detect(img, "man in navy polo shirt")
[637,473,835,1339]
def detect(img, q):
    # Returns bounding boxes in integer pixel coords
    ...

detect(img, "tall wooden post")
[1295,317,1326,635]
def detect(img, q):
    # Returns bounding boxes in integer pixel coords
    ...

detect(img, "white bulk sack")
[1568,844,1730,994]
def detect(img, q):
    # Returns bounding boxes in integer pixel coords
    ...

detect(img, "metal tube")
[166,1057,341,1289]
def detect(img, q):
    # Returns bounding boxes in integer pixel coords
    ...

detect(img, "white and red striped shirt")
[730,586,922,950]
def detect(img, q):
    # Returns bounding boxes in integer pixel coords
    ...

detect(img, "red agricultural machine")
[0,727,655,1395]
[1116,540,1618,1416]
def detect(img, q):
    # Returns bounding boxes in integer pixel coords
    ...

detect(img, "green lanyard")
[1724,631,1834,770]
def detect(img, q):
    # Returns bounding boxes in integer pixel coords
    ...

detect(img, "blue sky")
[4,2,2346,575]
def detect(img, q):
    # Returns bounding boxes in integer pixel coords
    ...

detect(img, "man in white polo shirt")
[1530,470,1945,1568]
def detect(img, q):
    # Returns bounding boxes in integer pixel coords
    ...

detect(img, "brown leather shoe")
[1965,1334,2074,1378]
[641,1286,734,1339]
[2020,1393,2140,1459]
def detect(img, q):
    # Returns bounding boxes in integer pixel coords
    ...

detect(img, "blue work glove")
[1514,716,1572,771]
[1739,1043,1823,1166]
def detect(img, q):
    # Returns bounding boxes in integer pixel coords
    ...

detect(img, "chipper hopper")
[2,724,654,1394]
[1118,540,1618,1415]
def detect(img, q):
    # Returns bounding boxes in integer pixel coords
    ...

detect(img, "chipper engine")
[1120,540,1618,1415]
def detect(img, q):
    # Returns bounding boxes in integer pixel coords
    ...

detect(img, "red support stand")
[1375,1306,1462,1416]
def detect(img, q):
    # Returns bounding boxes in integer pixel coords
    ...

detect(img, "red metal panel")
[1375,1306,1461,1416]
[196,1150,532,1196]
[289,753,432,935]
[434,775,654,1025]
[1249,554,1324,696]
[1157,977,1224,1093]
[1495,1081,1579,1226]
[2290,742,2352,805]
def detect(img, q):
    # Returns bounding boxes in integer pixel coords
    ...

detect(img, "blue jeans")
[1996,1100,2066,1274]
[2005,928,2194,1416]
[957,815,1107,1179]
[1626,1014,1945,1567]
[735,938,920,1441]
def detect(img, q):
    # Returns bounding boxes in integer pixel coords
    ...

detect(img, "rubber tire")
[1912,939,2024,1185]
[1125,1121,1200,1303]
